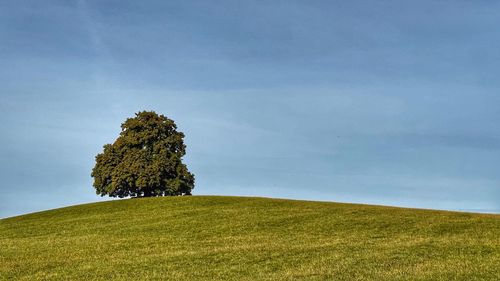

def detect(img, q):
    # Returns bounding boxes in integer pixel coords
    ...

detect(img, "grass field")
[1,196,499,280]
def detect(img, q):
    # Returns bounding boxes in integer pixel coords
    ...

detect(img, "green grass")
[1,196,499,280]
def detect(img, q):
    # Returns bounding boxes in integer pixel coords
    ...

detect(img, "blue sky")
[1,0,500,218]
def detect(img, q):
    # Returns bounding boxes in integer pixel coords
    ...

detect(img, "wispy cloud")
[76,0,108,59]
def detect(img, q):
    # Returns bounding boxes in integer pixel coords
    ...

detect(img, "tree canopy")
[91,111,195,197]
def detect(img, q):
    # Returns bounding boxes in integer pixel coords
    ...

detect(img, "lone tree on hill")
[91,111,195,198]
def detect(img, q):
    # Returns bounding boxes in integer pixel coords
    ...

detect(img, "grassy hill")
[1,196,499,280]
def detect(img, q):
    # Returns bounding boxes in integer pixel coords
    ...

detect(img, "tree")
[91,111,195,198]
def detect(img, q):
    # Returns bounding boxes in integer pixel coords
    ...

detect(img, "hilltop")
[1,196,499,280]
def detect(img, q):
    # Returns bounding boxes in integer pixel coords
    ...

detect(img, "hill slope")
[1,196,499,280]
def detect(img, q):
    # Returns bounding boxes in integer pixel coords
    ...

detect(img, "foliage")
[91,111,194,197]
